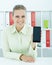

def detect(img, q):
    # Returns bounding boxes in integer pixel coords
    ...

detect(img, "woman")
[2,5,37,62]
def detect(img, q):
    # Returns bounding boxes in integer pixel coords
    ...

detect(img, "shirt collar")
[20,24,27,34]
[11,25,17,34]
[11,24,27,34]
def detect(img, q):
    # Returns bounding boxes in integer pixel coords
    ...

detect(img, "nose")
[19,17,22,21]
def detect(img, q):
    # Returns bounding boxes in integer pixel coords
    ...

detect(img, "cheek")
[14,18,18,22]
[23,18,25,22]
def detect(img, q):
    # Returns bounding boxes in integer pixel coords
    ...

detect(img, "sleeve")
[25,26,37,58]
[29,27,37,58]
[28,44,37,59]
[1,29,22,61]
[30,35,37,58]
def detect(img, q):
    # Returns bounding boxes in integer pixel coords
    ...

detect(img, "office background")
[0,0,52,57]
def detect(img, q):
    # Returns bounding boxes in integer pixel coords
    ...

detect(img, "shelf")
[37,46,52,49]
[41,28,52,30]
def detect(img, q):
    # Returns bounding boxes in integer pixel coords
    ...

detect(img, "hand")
[31,43,36,50]
[21,55,35,62]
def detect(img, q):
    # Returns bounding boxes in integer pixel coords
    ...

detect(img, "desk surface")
[0,57,52,65]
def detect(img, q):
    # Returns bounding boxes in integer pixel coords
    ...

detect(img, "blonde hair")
[12,5,26,15]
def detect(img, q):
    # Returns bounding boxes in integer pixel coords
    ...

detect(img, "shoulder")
[26,25,33,35]
[2,25,14,34]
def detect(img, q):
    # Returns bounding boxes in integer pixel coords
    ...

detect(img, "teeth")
[17,22,23,24]
[18,23,22,24]
[17,22,23,25]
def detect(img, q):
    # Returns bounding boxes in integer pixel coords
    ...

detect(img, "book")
[9,12,14,25]
[46,30,50,47]
[31,12,36,27]
[44,20,48,28]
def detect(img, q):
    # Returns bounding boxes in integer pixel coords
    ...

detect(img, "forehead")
[14,10,26,15]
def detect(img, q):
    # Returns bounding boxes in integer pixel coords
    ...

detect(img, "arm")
[19,45,35,62]
[30,34,36,50]
[30,34,37,57]
[2,30,35,62]
[1,29,22,60]
[31,42,36,50]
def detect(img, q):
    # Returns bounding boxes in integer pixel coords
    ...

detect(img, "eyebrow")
[15,15,25,18]
[15,16,19,18]
[22,15,25,18]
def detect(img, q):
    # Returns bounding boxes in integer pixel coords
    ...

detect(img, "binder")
[31,12,36,27]
[41,30,46,47]
[46,30,50,47]
[33,26,41,42]
[5,12,9,27]
[9,12,14,25]
[44,20,48,28]
[50,30,52,47]
[26,12,31,26]
[0,13,5,30]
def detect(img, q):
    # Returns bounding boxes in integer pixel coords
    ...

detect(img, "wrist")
[19,54,24,61]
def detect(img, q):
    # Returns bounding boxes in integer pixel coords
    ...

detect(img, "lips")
[17,22,24,25]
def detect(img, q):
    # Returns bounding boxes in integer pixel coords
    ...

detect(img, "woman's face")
[13,9,26,30]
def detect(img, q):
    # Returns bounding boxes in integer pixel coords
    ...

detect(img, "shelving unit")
[41,11,52,57]
[31,11,52,57]
[0,11,52,57]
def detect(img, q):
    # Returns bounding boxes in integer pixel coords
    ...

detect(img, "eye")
[22,16,25,18]
[15,16,19,18]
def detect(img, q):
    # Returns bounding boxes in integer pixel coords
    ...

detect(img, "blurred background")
[0,0,52,57]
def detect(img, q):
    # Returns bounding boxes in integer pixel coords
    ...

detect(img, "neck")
[16,26,24,32]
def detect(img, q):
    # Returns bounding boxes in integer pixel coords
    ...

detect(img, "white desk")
[0,57,52,65]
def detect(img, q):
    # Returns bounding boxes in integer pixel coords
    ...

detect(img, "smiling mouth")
[17,22,24,25]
